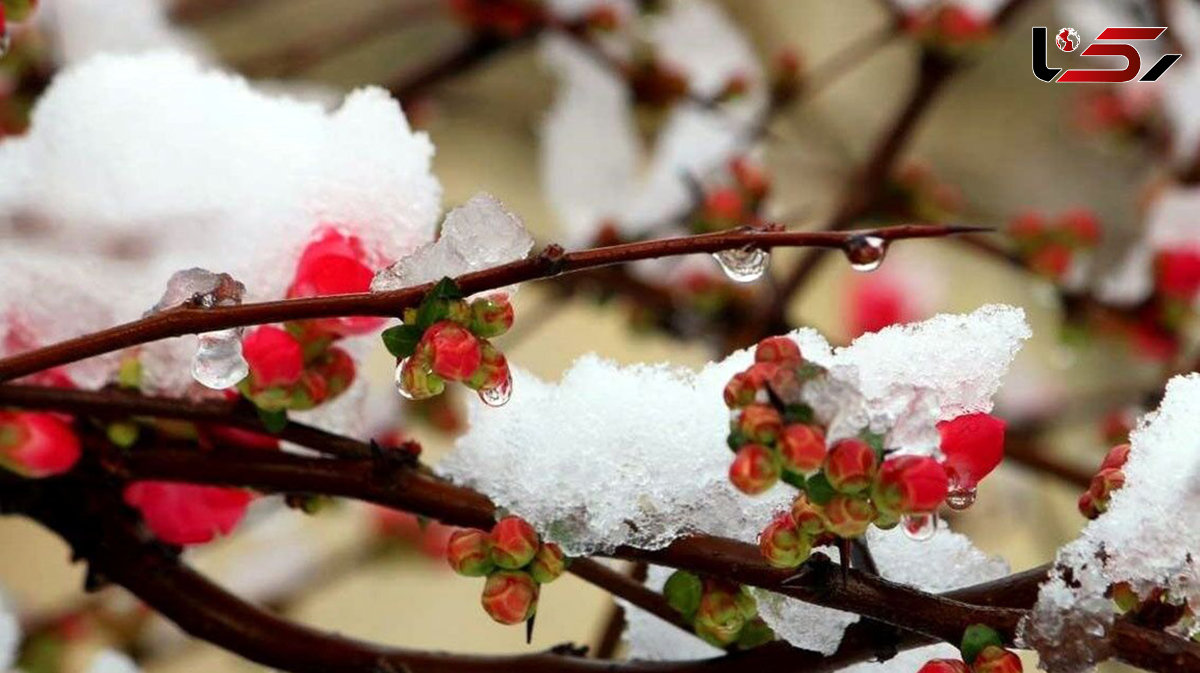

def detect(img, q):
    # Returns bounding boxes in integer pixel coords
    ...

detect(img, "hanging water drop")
[713,248,769,282]
[900,512,937,541]
[478,375,513,407]
[843,235,887,272]
[945,486,977,511]
[394,358,416,400]
[191,329,248,389]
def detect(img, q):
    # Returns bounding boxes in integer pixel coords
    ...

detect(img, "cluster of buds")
[903,3,992,52]
[1078,443,1129,519]
[918,624,1023,673]
[693,157,772,234]
[662,571,773,649]
[238,228,380,416]
[385,279,513,406]
[1008,208,1101,283]
[1117,245,1200,360]
[445,516,567,625]
[445,0,545,37]
[0,410,80,478]
[881,162,965,224]
[725,336,1006,561]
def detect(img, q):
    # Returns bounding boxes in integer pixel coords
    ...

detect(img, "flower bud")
[758,512,812,568]
[529,542,567,584]
[470,295,514,338]
[466,341,510,392]
[938,413,1005,490]
[916,660,970,673]
[397,358,445,400]
[446,299,473,326]
[737,404,783,445]
[736,616,775,649]
[754,336,801,364]
[824,438,877,494]
[779,424,825,475]
[694,584,746,647]
[1100,443,1130,471]
[729,444,781,494]
[480,570,539,625]
[1077,491,1099,519]
[724,363,777,408]
[446,528,494,577]
[873,456,949,515]
[730,157,771,204]
[663,570,703,618]
[421,321,483,381]
[972,646,1023,673]
[703,187,744,226]
[1086,468,1125,512]
[960,623,1003,666]
[821,495,876,538]
[489,516,539,569]
[242,326,305,391]
[789,493,825,536]
[0,411,82,478]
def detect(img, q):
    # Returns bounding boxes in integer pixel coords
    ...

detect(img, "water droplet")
[713,248,769,283]
[191,330,248,389]
[394,358,415,400]
[478,375,513,407]
[945,486,977,511]
[843,235,887,272]
[901,512,937,541]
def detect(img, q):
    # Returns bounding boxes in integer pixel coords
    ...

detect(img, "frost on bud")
[480,570,539,625]
[737,404,783,445]
[873,455,949,515]
[422,321,483,381]
[663,570,703,618]
[959,623,1003,666]
[754,336,801,364]
[789,492,825,536]
[824,438,877,494]
[446,528,494,577]
[469,295,514,338]
[529,542,567,584]
[729,444,781,494]
[938,413,1005,489]
[917,660,970,673]
[694,582,746,647]
[758,512,812,568]
[972,646,1023,673]
[123,481,252,546]
[821,495,876,538]
[779,424,825,475]
[488,516,539,569]
[0,411,81,478]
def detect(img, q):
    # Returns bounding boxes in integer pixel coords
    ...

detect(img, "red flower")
[873,455,949,514]
[729,444,781,494]
[938,413,1005,489]
[421,321,483,382]
[1029,244,1073,279]
[1008,212,1045,242]
[447,528,494,577]
[917,660,970,673]
[824,438,877,494]
[489,516,539,569]
[123,481,252,546]
[242,326,304,390]
[758,512,811,568]
[286,228,385,337]
[0,411,81,478]
[704,187,744,224]
[845,271,916,338]
[1155,247,1200,300]
[754,336,801,364]
[480,570,539,624]
[778,424,826,475]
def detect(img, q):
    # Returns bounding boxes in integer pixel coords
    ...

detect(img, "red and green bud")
[488,516,540,569]
[736,616,775,649]
[446,528,494,577]
[789,493,825,536]
[824,438,877,494]
[1077,491,1099,519]
[972,646,1023,673]
[1100,443,1130,471]
[422,321,483,381]
[821,495,876,538]
[469,294,514,338]
[729,444,781,495]
[754,336,801,364]
[1085,467,1125,515]
[694,583,746,647]
[397,358,445,400]
[960,623,1004,666]
[758,512,812,568]
[466,341,510,392]
[529,542,567,584]
[873,455,949,514]
[480,570,539,625]
[737,404,783,445]
[0,411,81,478]
[917,660,970,673]
[446,299,473,326]
[724,363,775,408]
[779,424,825,475]
[663,570,703,618]
[1111,581,1140,612]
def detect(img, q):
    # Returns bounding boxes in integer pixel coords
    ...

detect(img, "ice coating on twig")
[370,193,535,292]
[149,268,248,390]
[1022,374,1200,673]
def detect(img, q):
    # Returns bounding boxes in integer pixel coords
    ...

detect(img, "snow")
[371,193,534,292]
[36,0,202,66]
[0,589,17,672]
[1022,374,1200,672]
[85,649,140,673]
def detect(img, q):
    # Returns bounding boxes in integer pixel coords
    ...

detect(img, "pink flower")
[0,411,81,478]
[123,481,253,546]
[938,413,1005,489]
[286,227,385,337]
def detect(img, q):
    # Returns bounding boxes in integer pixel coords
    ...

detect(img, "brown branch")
[0,224,982,384]
[386,31,528,106]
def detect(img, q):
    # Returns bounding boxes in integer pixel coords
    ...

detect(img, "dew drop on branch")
[843,235,886,272]
[901,512,937,541]
[151,268,248,390]
[478,374,513,407]
[713,248,769,282]
[192,330,248,389]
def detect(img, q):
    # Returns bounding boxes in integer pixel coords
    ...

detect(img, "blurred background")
[0,0,1190,670]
